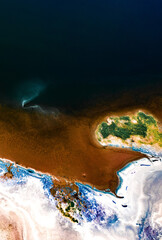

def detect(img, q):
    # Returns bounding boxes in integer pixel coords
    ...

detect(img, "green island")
[96,111,162,147]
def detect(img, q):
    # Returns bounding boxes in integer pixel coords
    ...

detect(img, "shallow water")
[0,106,145,192]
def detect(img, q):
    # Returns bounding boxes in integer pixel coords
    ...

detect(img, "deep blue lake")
[0,0,162,111]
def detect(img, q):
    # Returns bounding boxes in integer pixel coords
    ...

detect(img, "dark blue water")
[0,0,162,111]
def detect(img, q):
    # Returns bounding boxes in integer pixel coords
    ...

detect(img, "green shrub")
[114,127,131,140]
[119,116,130,121]
[99,122,110,138]
[109,122,117,132]
[131,123,147,137]
[137,112,157,126]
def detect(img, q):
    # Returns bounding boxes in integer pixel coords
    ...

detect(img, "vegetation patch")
[97,111,161,146]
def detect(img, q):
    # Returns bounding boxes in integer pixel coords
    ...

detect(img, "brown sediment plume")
[0,106,146,193]
[0,87,161,193]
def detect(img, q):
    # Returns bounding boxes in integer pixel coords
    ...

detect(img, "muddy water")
[0,105,146,193]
